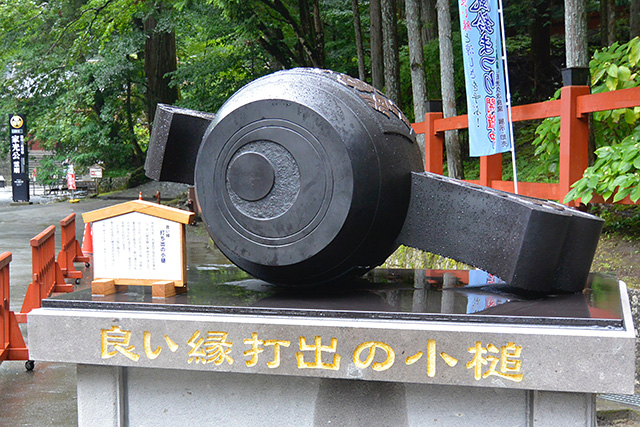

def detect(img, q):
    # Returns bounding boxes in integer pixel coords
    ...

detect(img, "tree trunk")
[312,0,325,65]
[564,0,588,68]
[257,0,324,67]
[631,0,640,39]
[530,0,551,99]
[600,0,609,46]
[144,12,179,127]
[298,0,322,66]
[607,0,616,45]
[421,0,437,43]
[256,24,295,68]
[598,0,617,46]
[370,0,384,89]
[381,0,400,104]
[566,0,593,166]
[299,0,314,55]
[299,0,325,66]
[351,0,367,80]
[436,0,464,179]
[406,0,427,155]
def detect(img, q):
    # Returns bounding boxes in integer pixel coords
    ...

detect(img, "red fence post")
[480,154,503,188]
[0,252,29,363]
[424,112,444,175]
[559,85,590,206]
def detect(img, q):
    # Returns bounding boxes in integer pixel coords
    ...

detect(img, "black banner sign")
[9,114,29,202]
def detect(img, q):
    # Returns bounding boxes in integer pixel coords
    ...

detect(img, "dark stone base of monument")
[144,68,604,294]
[28,267,635,426]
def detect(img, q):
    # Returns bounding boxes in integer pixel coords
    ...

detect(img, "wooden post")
[0,252,29,363]
[424,112,444,175]
[559,85,590,206]
[152,281,187,298]
[91,279,128,296]
[480,154,503,188]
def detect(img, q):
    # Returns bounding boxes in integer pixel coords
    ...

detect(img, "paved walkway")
[0,182,220,426]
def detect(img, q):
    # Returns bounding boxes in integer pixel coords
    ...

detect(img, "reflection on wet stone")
[46,266,624,328]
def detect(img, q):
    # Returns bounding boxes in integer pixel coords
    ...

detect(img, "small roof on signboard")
[82,200,194,225]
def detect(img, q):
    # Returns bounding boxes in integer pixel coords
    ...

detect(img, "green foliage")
[0,0,634,187]
[531,37,640,203]
[0,0,150,170]
[323,0,362,76]
[531,88,562,174]
[566,127,640,203]
[169,2,270,113]
[382,245,470,270]
[36,155,67,187]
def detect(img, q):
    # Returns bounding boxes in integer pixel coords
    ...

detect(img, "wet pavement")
[0,182,220,426]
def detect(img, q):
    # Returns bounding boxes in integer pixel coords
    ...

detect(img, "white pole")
[497,0,518,194]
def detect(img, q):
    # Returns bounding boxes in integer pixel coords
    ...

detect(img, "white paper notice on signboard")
[89,167,103,178]
[92,212,183,282]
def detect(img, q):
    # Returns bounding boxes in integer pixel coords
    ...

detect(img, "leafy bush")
[566,128,640,203]
[532,37,640,203]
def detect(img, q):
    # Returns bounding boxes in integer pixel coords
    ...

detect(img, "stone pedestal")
[76,365,597,426]
[27,268,635,426]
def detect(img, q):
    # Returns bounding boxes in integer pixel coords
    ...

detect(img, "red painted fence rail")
[0,252,29,363]
[16,226,73,323]
[412,85,640,205]
[57,213,90,280]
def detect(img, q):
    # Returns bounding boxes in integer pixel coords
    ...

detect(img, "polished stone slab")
[28,269,635,395]
[43,267,624,328]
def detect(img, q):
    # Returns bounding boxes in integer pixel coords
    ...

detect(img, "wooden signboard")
[82,200,195,298]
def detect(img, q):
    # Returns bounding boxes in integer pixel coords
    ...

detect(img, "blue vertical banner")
[458,0,511,157]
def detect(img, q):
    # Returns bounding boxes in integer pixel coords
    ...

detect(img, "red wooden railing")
[412,85,640,205]
[16,226,73,323]
[0,252,29,363]
[57,213,90,281]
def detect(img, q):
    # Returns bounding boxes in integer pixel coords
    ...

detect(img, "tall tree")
[606,0,616,46]
[370,0,384,89]
[565,0,591,163]
[405,0,427,154]
[0,0,154,169]
[144,4,179,127]
[351,0,367,80]
[421,0,438,43]
[631,0,640,39]
[299,0,325,66]
[216,0,325,68]
[530,0,552,97]
[600,0,616,46]
[381,0,400,104]
[565,0,588,68]
[436,0,464,179]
